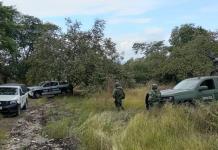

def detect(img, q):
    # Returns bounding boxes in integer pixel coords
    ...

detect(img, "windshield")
[38,82,45,86]
[0,87,18,95]
[174,79,199,90]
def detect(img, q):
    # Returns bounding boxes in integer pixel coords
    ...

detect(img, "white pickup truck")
[28,81,70,98]
[0,83,29,116]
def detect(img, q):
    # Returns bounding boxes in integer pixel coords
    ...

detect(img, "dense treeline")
[1,2,218,88]
[0,2,129,90]
[126,24,218,83]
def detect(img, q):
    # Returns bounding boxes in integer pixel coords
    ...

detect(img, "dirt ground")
[0,98,79,150]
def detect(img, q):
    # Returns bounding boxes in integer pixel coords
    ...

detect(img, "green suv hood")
[161,89,193,97]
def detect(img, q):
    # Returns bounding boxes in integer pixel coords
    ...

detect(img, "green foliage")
[1,1,218,88]
[169,24,209,47]
[0,2,60,83]
[26,18,126,89]
[0,1,127,87]
[130,24,218,83]
[0,2,19,82]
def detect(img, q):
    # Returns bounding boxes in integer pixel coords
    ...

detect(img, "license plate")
[0,106,2,110]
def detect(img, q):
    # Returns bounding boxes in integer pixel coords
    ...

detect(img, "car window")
[20,89,24,95]
[21,85,28,93]
[51,82,58,86]
[0,87,18,95]
[43,82,51,87]
[39,82,45,86]
[200,79,215,90]
[173,79,199,90]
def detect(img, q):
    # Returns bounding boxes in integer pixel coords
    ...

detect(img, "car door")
[21,85,28,103]
[42,82,52,95]
[198,79,215,102]
[50,81,61,94]
[19,88,26,108]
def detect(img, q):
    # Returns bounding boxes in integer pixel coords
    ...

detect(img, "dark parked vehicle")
[160,76,218,104]
[28,81,70,98]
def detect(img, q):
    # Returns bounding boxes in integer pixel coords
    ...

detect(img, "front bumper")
[160,96,174,103]
[0,103,18,114]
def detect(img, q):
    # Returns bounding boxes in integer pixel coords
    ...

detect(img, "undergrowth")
[42,87,218,150]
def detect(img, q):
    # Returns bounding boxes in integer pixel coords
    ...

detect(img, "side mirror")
[199,86,208,91]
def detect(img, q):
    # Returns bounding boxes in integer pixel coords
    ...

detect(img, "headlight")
[168,96,174,100]
[10,100,17,104]
[161,96,174,102]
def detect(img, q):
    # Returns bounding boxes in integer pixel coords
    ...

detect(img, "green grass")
[0,129,6,142]
[42,87,218,150]
[0,129,7,149]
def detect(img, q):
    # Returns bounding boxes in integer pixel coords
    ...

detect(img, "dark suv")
[28,81,70,98]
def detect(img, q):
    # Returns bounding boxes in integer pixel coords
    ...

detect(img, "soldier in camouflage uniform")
[113,82,125,111]
[145,84,161,110]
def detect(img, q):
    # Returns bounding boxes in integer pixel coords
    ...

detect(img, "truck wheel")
[34,92,41,99]
[61,89,67,94]
[183,100,195,107]
[16,104,21,116]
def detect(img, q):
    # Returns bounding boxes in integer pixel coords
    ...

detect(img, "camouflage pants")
[146,101,153,110]
[114,99,124,110]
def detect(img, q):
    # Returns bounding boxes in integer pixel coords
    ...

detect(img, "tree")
[130,24,218,83]
[169,24,209,47]
[26,23,62,83]
[0,2,20,82]
[133,41,168,56]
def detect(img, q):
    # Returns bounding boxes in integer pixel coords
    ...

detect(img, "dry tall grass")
[43,86,218,150]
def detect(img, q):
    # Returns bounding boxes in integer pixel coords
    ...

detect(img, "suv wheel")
[34,92,41,99]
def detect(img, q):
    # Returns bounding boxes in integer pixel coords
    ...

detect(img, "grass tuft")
[42,86,218,150]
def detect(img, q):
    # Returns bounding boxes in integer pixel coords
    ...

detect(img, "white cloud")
[115,27,169,61]
[2,0,161,17]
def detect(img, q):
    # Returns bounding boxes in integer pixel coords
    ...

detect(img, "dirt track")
[0,99,78,150]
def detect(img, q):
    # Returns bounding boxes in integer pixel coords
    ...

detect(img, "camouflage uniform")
[113,82,125,111]
[146,84,161,110]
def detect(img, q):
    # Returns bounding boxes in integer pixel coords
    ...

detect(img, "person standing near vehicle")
[145,84,161,110]
[113,82,125,111]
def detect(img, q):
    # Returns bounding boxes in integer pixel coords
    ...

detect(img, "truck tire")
[61,88,67,94]
[34,91,41,99]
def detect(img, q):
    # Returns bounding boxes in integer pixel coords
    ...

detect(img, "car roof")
[186,76,218,81]
[0,83,25,87]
